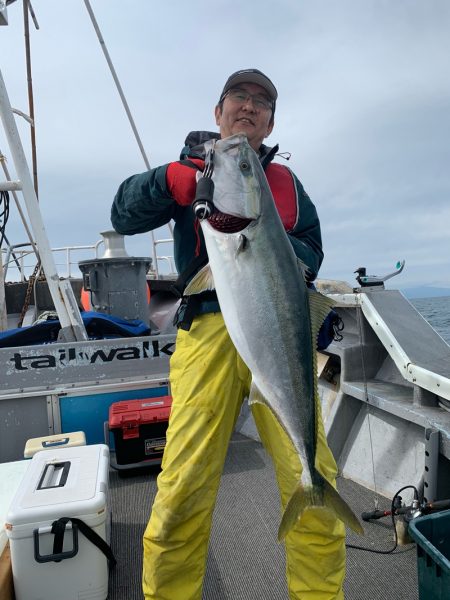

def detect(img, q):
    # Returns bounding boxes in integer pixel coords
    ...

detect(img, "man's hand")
[166,159,205,206]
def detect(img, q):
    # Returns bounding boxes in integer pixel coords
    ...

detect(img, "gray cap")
[219,68,278,103]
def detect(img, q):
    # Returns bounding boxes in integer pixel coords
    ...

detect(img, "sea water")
[411,296,450,345]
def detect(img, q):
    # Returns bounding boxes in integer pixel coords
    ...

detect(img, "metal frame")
[332,292,450,401]
[0,68,88,341]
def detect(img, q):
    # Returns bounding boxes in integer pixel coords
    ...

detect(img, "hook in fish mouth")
[207,208,253,233]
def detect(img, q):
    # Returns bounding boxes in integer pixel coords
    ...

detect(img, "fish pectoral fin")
[322,478,365,536]
[236,234,248,256]
[184,264,215,296]
[277,476,364,542]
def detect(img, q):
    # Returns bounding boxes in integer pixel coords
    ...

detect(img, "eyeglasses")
[224,88,273,111]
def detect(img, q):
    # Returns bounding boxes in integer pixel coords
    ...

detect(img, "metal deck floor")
[108,434,418,599]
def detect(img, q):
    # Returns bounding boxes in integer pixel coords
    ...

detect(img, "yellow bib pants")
[143,313,346,599]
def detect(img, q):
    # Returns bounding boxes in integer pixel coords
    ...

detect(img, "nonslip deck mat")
[108,434,418,600]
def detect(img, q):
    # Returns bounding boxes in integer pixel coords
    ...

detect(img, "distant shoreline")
[396,287,450,300]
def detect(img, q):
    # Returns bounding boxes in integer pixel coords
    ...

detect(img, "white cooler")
[5,444,112,600]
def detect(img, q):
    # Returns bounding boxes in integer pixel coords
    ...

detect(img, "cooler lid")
[109,396,172,429]
[24,431,86,458]
[6,444,109,526]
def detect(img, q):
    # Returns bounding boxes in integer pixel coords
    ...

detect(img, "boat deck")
[108,433,418,599]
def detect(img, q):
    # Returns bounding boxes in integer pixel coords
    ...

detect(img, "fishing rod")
[83,0,177,278]
[351,265,430,555]
[361,496,450,523]
[347,484,450,554]
[192,141,215,220]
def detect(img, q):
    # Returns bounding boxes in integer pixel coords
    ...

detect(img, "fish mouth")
[207,208,253,233]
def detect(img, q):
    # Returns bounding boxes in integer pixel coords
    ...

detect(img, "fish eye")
[240,161,250,171]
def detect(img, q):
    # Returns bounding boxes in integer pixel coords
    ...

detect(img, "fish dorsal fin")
[184,264,215,296]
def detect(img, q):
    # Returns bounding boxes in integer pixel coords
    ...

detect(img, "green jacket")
[111,131,323,314]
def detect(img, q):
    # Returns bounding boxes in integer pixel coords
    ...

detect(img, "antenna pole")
[83,0,151,171]
[23,0,39,197]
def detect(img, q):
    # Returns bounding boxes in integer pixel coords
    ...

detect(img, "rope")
[17,259,41,327]
[356,300,379,509]
[0,189,9,247]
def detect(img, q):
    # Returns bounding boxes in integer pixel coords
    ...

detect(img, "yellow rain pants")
[143,313,346,600]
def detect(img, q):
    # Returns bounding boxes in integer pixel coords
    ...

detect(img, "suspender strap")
[173,291,218,331]
[179,158,203,170]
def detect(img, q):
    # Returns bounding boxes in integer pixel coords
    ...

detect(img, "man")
[111,69,346,600]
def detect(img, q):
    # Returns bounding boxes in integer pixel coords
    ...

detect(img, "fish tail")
[278,482,313,542]
[277,476,364,541]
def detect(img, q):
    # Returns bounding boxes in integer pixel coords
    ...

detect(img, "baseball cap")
[219,68,278,105]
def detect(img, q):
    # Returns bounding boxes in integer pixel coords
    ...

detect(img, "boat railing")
[2,236,177,282]
[152,237,176,278]
[1,240,104,281]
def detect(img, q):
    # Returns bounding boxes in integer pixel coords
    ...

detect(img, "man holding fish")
[112,68,362,600]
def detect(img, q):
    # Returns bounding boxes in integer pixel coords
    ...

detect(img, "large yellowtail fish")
[185,134,363,540]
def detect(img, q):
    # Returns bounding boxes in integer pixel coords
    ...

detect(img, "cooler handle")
[42,437,70,448]
[33,523,79,563]
[37,461,70,490]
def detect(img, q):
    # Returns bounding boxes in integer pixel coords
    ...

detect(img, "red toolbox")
[108,396,172,466]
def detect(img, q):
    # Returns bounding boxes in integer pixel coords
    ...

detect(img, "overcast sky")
[1,0,449,290]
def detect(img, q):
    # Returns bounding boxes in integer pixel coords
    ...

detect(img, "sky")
[1,0,450,291]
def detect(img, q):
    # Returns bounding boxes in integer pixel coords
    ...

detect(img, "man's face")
[215,82,274,151]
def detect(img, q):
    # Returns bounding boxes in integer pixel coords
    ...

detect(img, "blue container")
[59,384,169,445]
[409,510,450,600]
